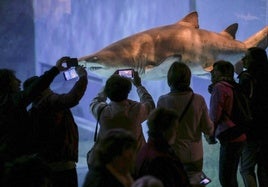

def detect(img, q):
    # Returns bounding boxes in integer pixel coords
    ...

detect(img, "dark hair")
[247,47,268,72]
[167,62,191,91]
[94,129,137,167]
[0,69,16,94]
[104,74,132,101]
[147,107,179,138]
[213,60,234,77]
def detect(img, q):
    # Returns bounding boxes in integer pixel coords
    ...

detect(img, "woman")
[135,107,190,187]
[157,61,214,186]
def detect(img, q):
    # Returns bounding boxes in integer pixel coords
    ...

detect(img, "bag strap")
[93,105,107,142]
[179,93,194,122]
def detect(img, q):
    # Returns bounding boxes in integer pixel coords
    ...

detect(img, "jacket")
[90,86,155,151]
[209,81,246,142]
[157,91,214,163]
[29,75,88,162]
[0,67,59,159]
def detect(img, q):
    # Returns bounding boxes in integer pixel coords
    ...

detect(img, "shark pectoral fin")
[204,65,213,72]
[143,55,182,80]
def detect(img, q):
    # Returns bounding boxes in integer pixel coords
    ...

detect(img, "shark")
[78,11,268,80]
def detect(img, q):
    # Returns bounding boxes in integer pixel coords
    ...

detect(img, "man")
[24,65,88,187]
[208,60,246,187]
[0,57,69,174]
[238,47,268,187]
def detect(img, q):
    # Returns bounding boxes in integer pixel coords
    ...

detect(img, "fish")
[78,11,268,80]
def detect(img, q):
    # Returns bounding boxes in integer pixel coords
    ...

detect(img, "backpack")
[230,83,253,129]
[217,82,253,141]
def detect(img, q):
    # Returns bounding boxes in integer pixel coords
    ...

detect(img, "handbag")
[86,105,107,169]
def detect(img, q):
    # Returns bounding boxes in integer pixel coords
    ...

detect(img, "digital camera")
[117,69,134,79]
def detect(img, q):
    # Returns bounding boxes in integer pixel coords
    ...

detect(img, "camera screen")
[200,177,211,185]
[63,68,78,80]
[118,69,133,78]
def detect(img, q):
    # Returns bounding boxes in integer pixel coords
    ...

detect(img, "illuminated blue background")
[0,0,267,186]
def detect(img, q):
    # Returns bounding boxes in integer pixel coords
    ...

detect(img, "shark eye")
[92,56,98,61]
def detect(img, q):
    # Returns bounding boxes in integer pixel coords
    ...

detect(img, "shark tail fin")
[244,26,268,49]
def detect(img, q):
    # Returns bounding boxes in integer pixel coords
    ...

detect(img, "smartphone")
[200,177,211,185]
[117,69,134,79]
[63,68,78,80]
[66,58,78,68]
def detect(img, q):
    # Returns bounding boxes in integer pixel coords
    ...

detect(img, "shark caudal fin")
[244,26,268,49]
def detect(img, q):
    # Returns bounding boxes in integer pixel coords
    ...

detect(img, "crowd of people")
[0,47,267,187]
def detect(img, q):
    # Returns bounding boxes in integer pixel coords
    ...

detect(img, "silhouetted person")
[89,71,155,155]
[1,154,52,187]
[0,57,69,177]
[208,60,246,187]
[238,47,268,187]
[83,128,138,187]
[135,107,191,187]
[23,65,88,187]
[157,61,214,186]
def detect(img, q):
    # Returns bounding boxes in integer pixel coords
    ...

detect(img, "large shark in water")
[79,11,268,80]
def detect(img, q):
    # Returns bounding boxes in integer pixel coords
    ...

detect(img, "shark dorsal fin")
[220,23,238,39]
[177,11,199,28]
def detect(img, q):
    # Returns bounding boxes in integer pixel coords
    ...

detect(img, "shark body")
[79,11,268,80]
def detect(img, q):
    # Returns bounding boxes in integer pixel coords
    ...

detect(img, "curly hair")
[104,74,132,101]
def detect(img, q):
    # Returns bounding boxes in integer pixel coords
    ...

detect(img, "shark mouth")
[89,66,103,71]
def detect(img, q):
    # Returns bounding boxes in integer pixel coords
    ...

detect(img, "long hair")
[247,47,268,75]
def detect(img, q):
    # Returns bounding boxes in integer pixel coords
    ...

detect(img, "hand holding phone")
[199,172,211,185]
[66,58,78,68]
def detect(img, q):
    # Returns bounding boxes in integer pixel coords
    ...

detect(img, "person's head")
[132,175,164,187]
[210,60,234,84]
[242,47,268,71]
[94,129,137,171]
[104,74,132,102]
[147,107,179,145]
[167,61,191,91]
[0,69,21,94]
